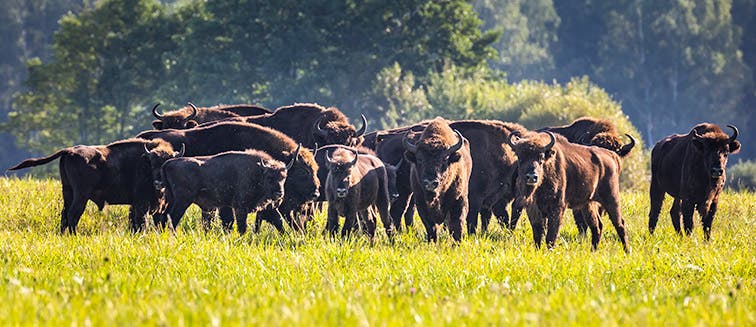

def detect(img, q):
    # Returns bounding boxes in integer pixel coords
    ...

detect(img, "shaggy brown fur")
[509,131,630,252]
[151,103,270,130]
[404,118,472,242]
[8,138,180,233]
[648,123,740,240]
[541,117,635,156]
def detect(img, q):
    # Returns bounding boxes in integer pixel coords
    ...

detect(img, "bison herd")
[8,102,742,252]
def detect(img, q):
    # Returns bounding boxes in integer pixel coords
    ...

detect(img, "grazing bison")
[404,118,472,242]
[137,122,320,233]
[162,150,288,234]
[323,147,394,240]
[8,138,181,233]
[204,103,367,148]
[507,131,630,252]
[150,102,270,130]
[648,124,740,240]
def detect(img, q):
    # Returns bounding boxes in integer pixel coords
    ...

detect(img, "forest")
[0,0,754,187]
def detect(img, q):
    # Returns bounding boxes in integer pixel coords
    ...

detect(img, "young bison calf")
[162,150,288,233]
[508,131,630,252]
[324,147,394,240]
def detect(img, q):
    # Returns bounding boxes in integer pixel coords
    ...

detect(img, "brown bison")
[8,138,182,233]
[150,102,270,130]
[204,103,367,148]
[507,131,630,252]
[161,150,288,234]
[323,147,394,240]
[137,122,320,233]
[648,123,740,240]
[404,118,473,242]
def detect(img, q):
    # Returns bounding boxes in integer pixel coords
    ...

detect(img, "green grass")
[0,177,754,325]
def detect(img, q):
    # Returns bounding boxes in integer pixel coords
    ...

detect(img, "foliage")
[727,160,756,191]
[0,178,754,325]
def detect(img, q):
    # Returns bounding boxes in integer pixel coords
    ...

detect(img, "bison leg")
[584,203,602,251]
[466,197,483,235]
[257,208,285,234]
[669,199,683,234]
[572,209,589,237]
[681,199,696,236]
[128,204,149,233]
[342,209,358,239]
[390,191,412,232]
[325,205,340,238]
[448,204,466,243]
[526,207,544,248]
[403,195,415,231]
[492,199,510,231]
[416,205,437,242]
[218,207,235,232]
[201,210,215,232]
[604,200,630,253]
[648,177,665,234]
[701,201,718,241]
[508,202,524,231]
[479,208,492,233]
[60,184,73,234]
[166,200,191,232]
[544,208,565,249]
[376,180,395,239]
[233,208,250,235]
[360,209,377,241]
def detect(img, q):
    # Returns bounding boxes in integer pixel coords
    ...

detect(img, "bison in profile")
[323,147,394,240]
[404,118,472,242]
[161,150,288,234]
[150,102,270,130]
[507,131,630,252]
[8,138,182,234]
[648,123,740,240]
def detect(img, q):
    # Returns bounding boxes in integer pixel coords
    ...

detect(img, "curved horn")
[403,132,417,153]
[175,143,185,158]
[617,134,636,157]
[449,130,464,153]
[349,148,359,166]
[506,132,520,148]
[326,150,338,165]
[355,114,367,137]
[151,103,164,119]
[260,159,271,168]
[394,158,403,170]
[144,143,151,154]
[311,143,319,157]
[286,143,302,170]
[727,124,738,142]
[543,131,556,152]
[187,102,198,121]
[313,116,328,137]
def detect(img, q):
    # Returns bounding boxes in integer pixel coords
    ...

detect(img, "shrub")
[727,160,756,191]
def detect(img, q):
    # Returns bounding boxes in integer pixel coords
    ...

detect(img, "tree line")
[0,0,753,177]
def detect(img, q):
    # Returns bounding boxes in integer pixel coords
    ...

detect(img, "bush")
[727,160,756,191]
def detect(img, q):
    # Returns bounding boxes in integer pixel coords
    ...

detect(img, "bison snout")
[273,191,284,199]
[153,180,164,190]
[422,178,439,191]
[311,190,320,199]
[711,167,724,178]
[336,188,348,198]
[525,173,539,185]
[390,193,400,201]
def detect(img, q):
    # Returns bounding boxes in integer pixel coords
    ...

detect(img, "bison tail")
[7,149,68,171]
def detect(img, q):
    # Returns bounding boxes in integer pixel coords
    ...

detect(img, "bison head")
[385,159,403,202]
[689,124,741,179]
[257,157,288,208]
[143,141,185,191]
[507,131,557,201]
[325,148,360,199]
[151,102,199,130]
[283,144,321,204]
[313,108,367,147]
[404,126,465,198]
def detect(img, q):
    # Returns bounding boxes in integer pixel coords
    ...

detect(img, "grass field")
[0,177,754,325]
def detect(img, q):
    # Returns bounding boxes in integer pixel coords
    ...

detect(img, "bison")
[8,138,182,234]
[137,122,320,233]
[507,131,630,252]
[648,123,740,240]
[150,102,270,130]
[323,147,394,240]
[404,118,473,242]
[161,150,288,234]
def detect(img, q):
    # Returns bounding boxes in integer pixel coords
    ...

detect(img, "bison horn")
[449,130,464,153]
[175,143,185,158]
[355,114,367,137]
[326,150,337,165]
[394,158,403,170]
[259,159,271,168]
[144,143,152,154]
[617,134,636,157]
[403,132,417,153]
[152,103,164,119]
[187,102,198,121]
[313,116,328,137]
[543,131,556,152]
[727,124,738,142]
[311,143,319,157]
[349,148,359,166]
[506,132,520,148]
[287,143,301,170]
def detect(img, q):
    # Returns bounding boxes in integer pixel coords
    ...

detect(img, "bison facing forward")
[648,123,740,240]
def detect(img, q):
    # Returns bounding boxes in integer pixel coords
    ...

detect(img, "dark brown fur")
[404,118,472,242]
[541,117,635,156]
[151,103,270,130]
[648,123,740,240]
[8,138,180,233]
[510,131,630,252]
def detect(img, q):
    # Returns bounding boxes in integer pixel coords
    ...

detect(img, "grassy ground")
[0,177,753,325]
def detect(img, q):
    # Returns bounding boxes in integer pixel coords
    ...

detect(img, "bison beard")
[508,131,630,252]
[7,138,181,234]
[404,118,472,242]
[648,123,740,240]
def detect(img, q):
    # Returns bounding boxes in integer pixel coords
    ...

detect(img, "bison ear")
[545,149,556,159]
[448,152,461,163]
[152,121,163,130]
[404,151,416,163]
[728,140,741,154]
[184,120,198,128]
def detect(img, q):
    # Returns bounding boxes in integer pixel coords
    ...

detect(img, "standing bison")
[323,147,394,240]
[161,150,288,234]
[507,131,630,252]
[8,138,181,233]
[150,102,270,130]
[648,123,740,240]
[404,118,472,242]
